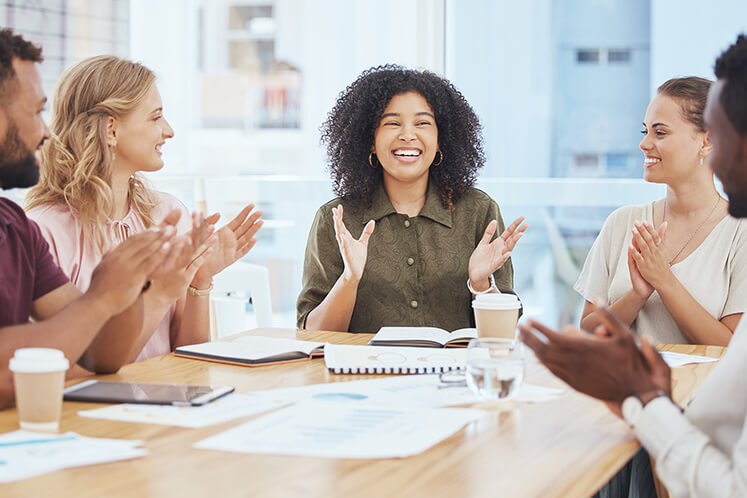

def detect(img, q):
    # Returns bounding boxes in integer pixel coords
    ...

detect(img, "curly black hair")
[0,28,43,104]
[320,65,485,209]
[715,34,747,135]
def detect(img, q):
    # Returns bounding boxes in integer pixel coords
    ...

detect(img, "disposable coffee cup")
[472,294,521,340]
[9,348,69,432]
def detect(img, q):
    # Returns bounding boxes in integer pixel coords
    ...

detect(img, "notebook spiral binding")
[330,365,464,375]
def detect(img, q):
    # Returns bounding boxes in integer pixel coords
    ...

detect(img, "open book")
[174,335,325,367]
[325,343,473,374]
[368,327,478,348]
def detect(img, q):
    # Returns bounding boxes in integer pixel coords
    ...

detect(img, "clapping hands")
[332,205,375,283]
[468,216,528,291]
[627,221,670,297]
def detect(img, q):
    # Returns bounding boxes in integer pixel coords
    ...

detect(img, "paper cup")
[472,294,521,340]
[9,348,69,432]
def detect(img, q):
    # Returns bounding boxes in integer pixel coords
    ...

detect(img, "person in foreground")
[297,65,527,333]
[520,34,747,498]
[575,77,747,346]
[24,55,263,363]
[0,28,189,408]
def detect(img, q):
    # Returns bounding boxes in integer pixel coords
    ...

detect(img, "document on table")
[251,374,564,408]
[661,351,719,368]
[78,393,288,428]
[0,431,146,483]
[195,401,483,458]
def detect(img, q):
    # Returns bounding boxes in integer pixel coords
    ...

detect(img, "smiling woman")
[23,55,263,369]
[576,76,747,346]
[297,66,528,333]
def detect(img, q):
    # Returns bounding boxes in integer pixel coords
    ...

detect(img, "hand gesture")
[192,204,263,286]
[88,227,176,315]
[148,212,217,301]
[519,303,670,407]
[468,216,528,290]
[630,221,671,290]
[332,205,375,282]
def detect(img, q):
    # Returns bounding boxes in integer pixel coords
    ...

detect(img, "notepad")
[369,326,478,347]
[324,343,474,374]
[174,336,325,367]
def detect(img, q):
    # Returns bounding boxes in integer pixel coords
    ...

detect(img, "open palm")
[332,204,375,282]
[468,216,528,289]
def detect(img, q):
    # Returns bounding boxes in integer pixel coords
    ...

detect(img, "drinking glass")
[465,338,525,401]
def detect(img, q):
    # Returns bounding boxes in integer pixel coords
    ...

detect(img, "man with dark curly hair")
[521,34,747,498]
[297,66,527,333]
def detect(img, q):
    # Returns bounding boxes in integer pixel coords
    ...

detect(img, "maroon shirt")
[0,198,68,326]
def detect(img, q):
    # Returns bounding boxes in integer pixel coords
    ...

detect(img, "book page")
[372,327,451,344]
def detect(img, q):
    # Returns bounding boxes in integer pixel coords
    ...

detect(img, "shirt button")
[407,257,414,266]
[410,300,418,309]
[404,219,411,228]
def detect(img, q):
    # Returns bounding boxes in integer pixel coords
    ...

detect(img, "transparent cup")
[9,348,69,432]
[465,338,525,401]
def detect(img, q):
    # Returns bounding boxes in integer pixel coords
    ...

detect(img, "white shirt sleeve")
[574,208,620,303]
[635,396,747,498]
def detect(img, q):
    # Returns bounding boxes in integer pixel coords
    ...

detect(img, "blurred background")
[3,0,746,329]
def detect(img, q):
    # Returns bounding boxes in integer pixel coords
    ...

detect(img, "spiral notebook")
[324,343,472,374]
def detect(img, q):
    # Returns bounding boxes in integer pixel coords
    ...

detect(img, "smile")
[644,157,660,166]
[392,148,422,163]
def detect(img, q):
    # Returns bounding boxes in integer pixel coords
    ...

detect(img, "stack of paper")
[660,351,719,368]
[0,431,146,483]
[195,401,483,459]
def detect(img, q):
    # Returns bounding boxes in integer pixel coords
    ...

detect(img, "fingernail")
[161,241,171,251]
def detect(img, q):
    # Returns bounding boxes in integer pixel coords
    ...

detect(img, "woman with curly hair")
[297,66,527,333]
[25,55,263,364]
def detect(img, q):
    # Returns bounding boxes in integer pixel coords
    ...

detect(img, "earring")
[432,150,443,166]
[109,142,117,162]
[368,152,377,168]
[699,156,704,166]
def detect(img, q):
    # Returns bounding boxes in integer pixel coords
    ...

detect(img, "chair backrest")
[211,261,273,339]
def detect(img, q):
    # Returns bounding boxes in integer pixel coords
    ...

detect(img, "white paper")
[195,401,483,458]
[77,393,288,428]
[252,374,563,408]
[0,431,146,483]
[324,343,473,373]
[661,351,719,368]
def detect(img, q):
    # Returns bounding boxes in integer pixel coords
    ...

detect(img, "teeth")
[394,150,421,157]
[644,158,660,164]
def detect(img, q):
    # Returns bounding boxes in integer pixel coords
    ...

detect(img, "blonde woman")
[576,77,747,346]
[26,55,263,363]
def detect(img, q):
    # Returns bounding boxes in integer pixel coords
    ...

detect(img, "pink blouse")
[27,191,192,362]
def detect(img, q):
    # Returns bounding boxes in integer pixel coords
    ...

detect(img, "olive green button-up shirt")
[297,183,515,333]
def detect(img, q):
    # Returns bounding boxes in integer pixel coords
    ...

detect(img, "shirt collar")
[361,180,453,228]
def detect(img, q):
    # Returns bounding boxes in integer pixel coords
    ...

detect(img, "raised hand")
[630,221,671,291]
[468,216,528,291]
[191,203,263,285]
[332,204,375,282]
[150,211,214,282]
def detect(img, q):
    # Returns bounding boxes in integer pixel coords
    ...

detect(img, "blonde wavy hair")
[26,55,158,249]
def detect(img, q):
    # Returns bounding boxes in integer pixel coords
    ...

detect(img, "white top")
[27,191,191,362]
[574,204,747,344]
[635,318,747,497]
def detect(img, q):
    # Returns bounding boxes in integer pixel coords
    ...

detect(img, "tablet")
[63,380,234,406]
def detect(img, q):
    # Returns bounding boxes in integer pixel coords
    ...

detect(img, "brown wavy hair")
[25,55,157,249]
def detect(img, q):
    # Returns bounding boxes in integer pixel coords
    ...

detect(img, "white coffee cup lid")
[9,348,69,373]
[472,293,521,310]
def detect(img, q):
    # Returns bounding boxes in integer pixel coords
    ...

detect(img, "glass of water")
[466,338,525,401]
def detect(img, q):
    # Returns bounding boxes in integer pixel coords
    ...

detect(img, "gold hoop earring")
[432,150,443,166]
[368,152,377,168]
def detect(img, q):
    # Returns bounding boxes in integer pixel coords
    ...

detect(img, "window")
[576,49,600,64]
[608,48,632,64]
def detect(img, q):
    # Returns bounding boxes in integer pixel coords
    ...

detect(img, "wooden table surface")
[0,330,725,498]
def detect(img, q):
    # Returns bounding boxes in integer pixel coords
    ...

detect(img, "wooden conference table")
[0,329,725,498]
